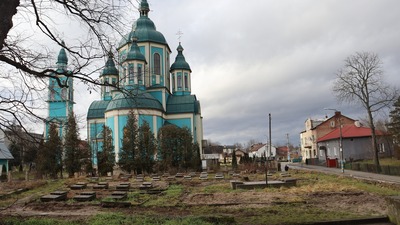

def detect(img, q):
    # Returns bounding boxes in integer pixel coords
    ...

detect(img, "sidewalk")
[287,163,400,186]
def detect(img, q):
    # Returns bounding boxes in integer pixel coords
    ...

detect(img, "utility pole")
[286,133,290,161]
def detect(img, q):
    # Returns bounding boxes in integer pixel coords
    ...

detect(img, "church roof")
[166,95,200,114]
[170,43,191,72]
[101,52,119,76]
[125,37,147,62]
[57,41,68,65]
[87,100,110,119]
[119,1,167,48]
[106,91,164,112]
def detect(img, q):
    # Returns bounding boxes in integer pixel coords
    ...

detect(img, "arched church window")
[61,88,67,100]
[153,53,161,75]
[123,67,127,82]
[172,75,175,90]
[128,64,134,83]
[50,89,55,100]
[184,75,188,90]
[104,78,110,93]
[137,66,142,83]
[177,75,182,89]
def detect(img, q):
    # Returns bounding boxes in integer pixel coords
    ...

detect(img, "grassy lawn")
[358,158,400,166]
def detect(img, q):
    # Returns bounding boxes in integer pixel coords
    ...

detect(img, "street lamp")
[324,108,344,173]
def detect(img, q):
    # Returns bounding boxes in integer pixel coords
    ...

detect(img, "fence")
[345,163,400,176]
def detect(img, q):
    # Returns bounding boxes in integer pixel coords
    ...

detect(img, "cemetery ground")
[0,169,399,225]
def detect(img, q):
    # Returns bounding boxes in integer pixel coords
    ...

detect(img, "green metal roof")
[87,100,110,119]
[101,52,119,76]
[57,47,68,65]
[170,43,191,72]
[166,95,200,114]
[125,38,147,62]
[106,91,164,112]
[119,1,167,48]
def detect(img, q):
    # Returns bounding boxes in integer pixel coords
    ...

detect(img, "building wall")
[300,115,355,161]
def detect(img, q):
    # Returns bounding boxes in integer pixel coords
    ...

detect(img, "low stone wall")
[387,196,400,225]
[231,179,297,190]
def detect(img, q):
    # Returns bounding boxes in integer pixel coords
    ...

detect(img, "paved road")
[285,162,400,186]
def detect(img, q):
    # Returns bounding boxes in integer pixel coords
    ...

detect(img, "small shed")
[0,142,14,176]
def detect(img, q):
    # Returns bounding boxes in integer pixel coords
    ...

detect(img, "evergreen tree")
[180,127,193,170]
[388,96,400,158]
[138,121,157,174]
[79,141,93,175]
[157,125,200,172]
[118,110,138,173]
[64,112,82,177]
[232,150,238,170]
[9,141,22,170]
[389,97,400,141]
[97,125,115,176]
[36,123,62,179]
[192,142,202,172]
[158,125,178,171]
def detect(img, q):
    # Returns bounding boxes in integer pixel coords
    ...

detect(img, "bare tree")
[333,52,398,172]
[0,0,133,139]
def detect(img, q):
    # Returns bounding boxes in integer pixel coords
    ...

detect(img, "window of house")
[184,75,188,90]
[153,53,161,75]
[379,143,385,153]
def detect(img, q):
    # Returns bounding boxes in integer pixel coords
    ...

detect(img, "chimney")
[334,111,341,117]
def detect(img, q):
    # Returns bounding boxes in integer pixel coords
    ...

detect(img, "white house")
[248,143,277,158]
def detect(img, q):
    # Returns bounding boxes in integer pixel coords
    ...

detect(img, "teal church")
[86,0,204,164]
[45,42,74,139]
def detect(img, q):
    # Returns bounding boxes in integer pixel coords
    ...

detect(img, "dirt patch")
[0,174,393,223]
[307,191,387,215]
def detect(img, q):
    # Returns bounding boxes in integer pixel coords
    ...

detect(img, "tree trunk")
[367,109,381,173]
[0,0,19,49]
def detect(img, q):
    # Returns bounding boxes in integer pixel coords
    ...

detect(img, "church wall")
[105,116,115,159]
[138,114,153,128]
[156,116,163,137]
[49,102,68,118]
[89,121,104,139]
[105,109,165,162]
[166,113,193,132]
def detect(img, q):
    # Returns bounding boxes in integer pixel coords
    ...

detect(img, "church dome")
[106,91,164,112]
[101,52,119,76]
[125,37,147,62]
[87,100,110,119]
[57,41,68,65]
[118,1,167,48]
[170,43,191,72]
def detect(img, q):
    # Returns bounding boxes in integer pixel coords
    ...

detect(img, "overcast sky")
[34,0,400,147]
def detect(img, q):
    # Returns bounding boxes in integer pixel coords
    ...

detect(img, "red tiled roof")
[317,125,384,142]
